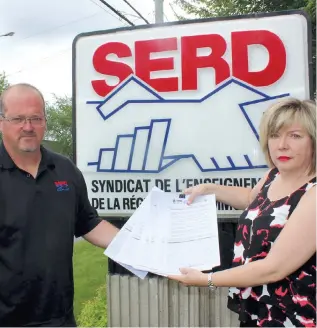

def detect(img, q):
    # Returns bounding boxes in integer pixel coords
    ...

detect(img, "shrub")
[77,285,107,327]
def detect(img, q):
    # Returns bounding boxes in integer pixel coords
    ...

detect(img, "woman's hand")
[184,184,210,204]
[168,268,208,287]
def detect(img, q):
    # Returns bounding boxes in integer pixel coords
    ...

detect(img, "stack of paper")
[104,187,220,279]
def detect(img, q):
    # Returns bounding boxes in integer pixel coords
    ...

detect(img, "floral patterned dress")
[227,168,316,327]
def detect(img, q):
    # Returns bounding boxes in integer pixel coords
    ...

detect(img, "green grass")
[73,240,108,319]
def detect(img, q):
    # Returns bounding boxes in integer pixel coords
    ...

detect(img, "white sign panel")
[73,11,311,217]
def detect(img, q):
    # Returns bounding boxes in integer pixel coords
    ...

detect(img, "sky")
[0,0,178,102]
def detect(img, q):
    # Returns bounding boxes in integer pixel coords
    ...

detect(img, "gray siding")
[107,275,239,327]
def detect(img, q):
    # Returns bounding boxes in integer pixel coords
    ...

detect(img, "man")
[0,83,119,326]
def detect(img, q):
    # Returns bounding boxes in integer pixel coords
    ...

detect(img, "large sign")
[73,11,311,217]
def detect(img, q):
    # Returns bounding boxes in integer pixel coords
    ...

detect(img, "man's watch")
[207,273,217,291]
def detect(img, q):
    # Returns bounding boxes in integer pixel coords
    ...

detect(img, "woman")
[168,98,316,327]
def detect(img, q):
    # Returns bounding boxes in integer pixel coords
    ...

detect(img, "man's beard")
[19,134,38,152]
[20,146,38,152]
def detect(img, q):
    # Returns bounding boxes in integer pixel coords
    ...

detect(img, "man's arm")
[84,220,119,248]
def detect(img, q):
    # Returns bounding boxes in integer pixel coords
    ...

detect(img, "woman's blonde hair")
[259,97,316,175]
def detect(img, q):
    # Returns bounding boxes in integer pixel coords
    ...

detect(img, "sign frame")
[72,10,313,218]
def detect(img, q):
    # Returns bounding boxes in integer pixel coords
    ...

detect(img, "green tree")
[45,95,73,159]
[174,0,311,17]
[174,0,316,94]
[0,72,10,142]
[0,72,10,94]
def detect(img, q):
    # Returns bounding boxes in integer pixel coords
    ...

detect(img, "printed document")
[104,188,220,277]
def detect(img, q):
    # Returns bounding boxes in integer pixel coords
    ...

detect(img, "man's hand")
[168,268,208,287]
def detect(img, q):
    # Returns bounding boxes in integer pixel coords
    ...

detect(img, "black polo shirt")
[0,143,101,326]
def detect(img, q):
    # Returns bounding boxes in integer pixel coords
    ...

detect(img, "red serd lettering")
[232,30,286,86]
[181,34,230,90]
[135,38,178,92]
[92,42,133,97]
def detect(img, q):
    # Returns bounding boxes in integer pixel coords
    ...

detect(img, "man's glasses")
[1,116,46,127]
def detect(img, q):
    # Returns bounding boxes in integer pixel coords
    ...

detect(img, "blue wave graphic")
[86,77,290,173]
